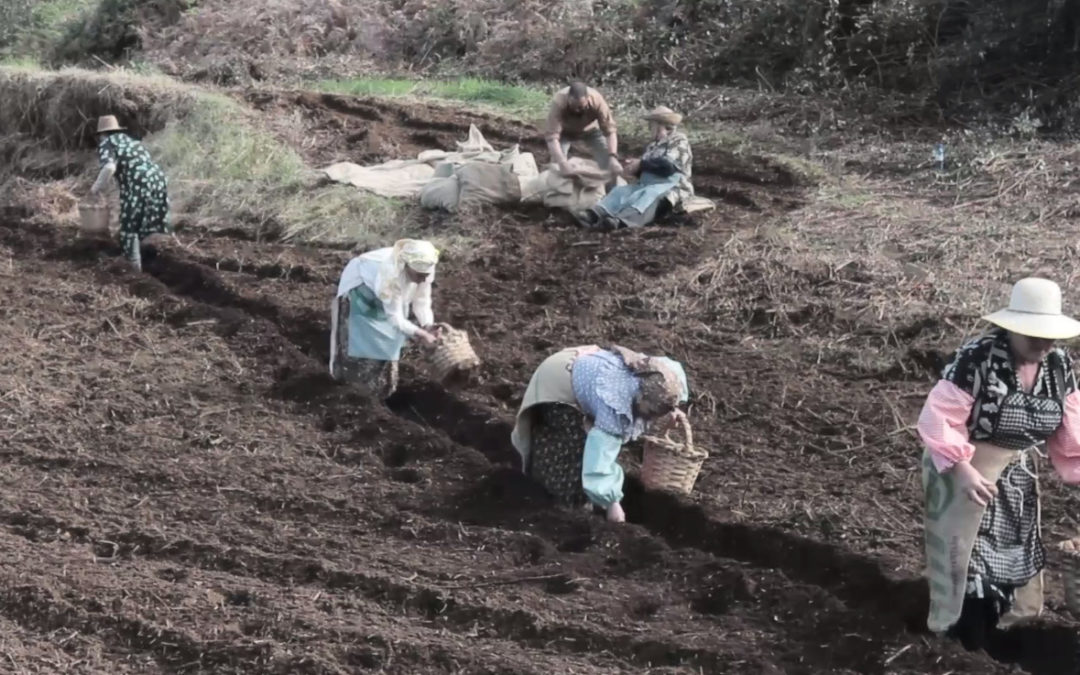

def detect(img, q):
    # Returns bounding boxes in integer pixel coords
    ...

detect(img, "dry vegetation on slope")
[4,0,1080,673]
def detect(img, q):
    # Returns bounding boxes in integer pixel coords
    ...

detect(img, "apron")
[331,284,408,363]
[510,345,601,471]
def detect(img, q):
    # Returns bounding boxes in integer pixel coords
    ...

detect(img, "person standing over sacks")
[89,115,171,271]
[544,82,623,184]
[511,345,689,523]
[330,239,441,400]
[917,277,1080,651]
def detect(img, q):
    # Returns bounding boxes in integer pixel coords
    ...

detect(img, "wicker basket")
[1059,537,1080,616]
[640,415,707,495]
[428,322,481,382]
[78,201,111,237]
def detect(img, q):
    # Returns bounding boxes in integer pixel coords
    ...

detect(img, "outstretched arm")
[581,428,624,508]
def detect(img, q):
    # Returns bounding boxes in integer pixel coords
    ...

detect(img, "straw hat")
[643,106,683,126]
[983,277,1080,340]
[96,115,125,134]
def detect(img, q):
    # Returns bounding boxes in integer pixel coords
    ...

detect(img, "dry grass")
[639,133,1080,385]
[0,65,483,254]
[0,65,193,150]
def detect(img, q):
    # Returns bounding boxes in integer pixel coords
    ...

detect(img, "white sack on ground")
[323,159,436,198]
[457,162,522,209]
[520,158,620,211]
[420,176,461,211]
[323,125,535,200]
[683,196,717,213]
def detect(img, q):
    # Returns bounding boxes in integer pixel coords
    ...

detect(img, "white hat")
[96,115,125,133]
[982,277,1080,340]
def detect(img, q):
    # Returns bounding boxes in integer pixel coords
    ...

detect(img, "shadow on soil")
[381,379,1080,675]
[11,218,1079,675]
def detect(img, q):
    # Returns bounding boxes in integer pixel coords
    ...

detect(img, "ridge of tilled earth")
[1,217,1051,674]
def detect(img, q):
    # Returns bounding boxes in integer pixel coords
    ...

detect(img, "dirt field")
[2,94,1080,674]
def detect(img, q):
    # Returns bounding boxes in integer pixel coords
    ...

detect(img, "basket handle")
[677,413,693,451]
[659,413,692,451]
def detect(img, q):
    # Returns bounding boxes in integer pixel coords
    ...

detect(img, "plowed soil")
[2,96,1078,674]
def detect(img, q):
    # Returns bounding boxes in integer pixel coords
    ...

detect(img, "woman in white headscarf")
[917,277,1080,651]
[330,239,441,399]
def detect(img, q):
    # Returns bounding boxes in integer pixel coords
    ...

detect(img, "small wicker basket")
[1059,537,1080,616]
[640,415,707,495]
[78,201,111,237]
[428,322,481,383]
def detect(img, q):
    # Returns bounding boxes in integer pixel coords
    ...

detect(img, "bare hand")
[609,158,624,176]
[559,163,577,177]
[415,329,438,346]
[606,502,626,523]
[624,159,641,176]
[651,408,685,431]
[952,460,998,506]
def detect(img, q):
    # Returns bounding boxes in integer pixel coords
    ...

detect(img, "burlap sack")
[419,176,461,212]
[456,162,522,208]
[922,442,1043,633]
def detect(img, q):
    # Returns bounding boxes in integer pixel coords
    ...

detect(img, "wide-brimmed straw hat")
[643,106,683,126]
[96,115,125,134]
[983,277,1080,340]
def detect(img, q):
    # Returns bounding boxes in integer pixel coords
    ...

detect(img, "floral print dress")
[98,133,171,267]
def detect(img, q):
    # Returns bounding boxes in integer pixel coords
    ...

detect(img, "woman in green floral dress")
[89,115,171,270]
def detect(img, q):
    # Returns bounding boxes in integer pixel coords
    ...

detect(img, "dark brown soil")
[1,95,1076,674]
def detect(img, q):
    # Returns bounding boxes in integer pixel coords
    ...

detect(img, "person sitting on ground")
[917,277,1080,651]
[89,115,172,270]
[544,81,623,185]
[511,345,689,523]
[330,239,441,400]
[576,106,694,230]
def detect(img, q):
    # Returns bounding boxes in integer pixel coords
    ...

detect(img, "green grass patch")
[145,92,461,250]
[1,0,96,61]
[0,56,41,69]
[32,0,96,27]
[315,76,549,119]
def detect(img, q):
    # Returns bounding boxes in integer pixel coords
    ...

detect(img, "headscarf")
[395,239,440,274]
[376,239,439,303]
[608,345,688,419]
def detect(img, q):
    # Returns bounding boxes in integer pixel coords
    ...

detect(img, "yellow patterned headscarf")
[394,239,440,274]
[372,239,440,304]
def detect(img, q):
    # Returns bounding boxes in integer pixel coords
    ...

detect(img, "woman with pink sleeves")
[917,277,1080,651]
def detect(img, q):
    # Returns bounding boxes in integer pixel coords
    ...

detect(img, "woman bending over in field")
[89,115,171,270]
[330,239,441,400]
[511,345,689,523]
